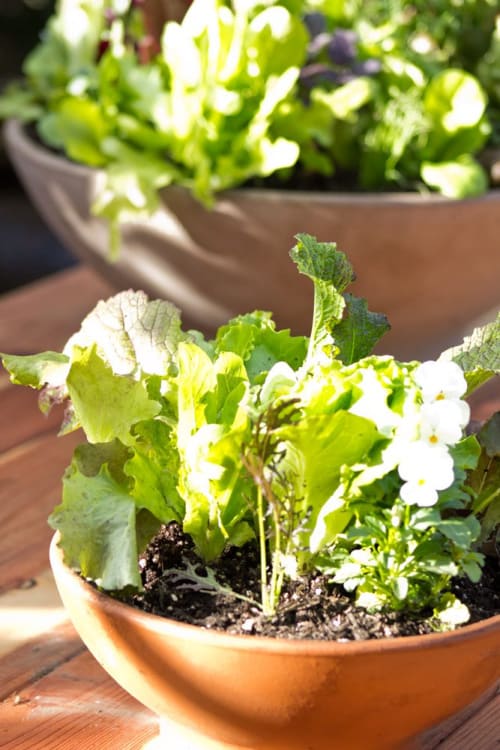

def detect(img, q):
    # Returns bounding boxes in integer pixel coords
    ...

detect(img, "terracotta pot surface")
[4,119,500,360]
[49,535,500,750]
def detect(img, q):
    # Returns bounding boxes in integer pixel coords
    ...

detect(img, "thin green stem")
[257,484,271,615]
[269,504,281,612]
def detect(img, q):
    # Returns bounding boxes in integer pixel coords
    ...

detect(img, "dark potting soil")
[126,523,500,641]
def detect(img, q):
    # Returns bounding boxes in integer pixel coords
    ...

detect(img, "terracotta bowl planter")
[4,118,500,360]
[49,535,500,750]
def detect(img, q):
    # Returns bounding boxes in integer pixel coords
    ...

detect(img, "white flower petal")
[419,401,465,446]
[415,360,467,402]
[398,441,454,491]
[400,481,438,507]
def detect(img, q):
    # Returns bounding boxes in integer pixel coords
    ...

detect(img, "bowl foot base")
[142,717,247,750]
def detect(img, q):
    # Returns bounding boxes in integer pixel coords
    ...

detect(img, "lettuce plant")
[0,1,499,253]
[2,235,499,626]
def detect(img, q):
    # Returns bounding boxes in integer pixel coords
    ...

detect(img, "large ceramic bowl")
[50,534,500,750]
[4,118,500,360]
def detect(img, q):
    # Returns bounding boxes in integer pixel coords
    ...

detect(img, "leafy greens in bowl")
[2,235,499,628]
[1,0,500,253]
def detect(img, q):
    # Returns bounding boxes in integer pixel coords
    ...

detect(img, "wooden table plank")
[0,651,159,750]
[0,430,81,593]
[0,621,83,700]
[439,693,500,749]
[0,266,112,355]
[0,385,63,454]
[0,568,68,658]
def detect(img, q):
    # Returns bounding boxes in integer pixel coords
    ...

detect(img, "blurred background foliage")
[0,0,76,295]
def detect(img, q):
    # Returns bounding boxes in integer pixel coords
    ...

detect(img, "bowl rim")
[5,117,500,208]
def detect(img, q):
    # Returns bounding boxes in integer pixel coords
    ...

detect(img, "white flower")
[398,441,454,507]
[414,360,467,403]
[349,368,400,437]
[419,400,467,447]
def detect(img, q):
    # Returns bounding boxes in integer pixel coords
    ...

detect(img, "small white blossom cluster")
[398,361,470,507]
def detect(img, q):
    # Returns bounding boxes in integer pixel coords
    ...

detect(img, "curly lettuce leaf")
[290,234,388,364]
[439,313,500,395]
[290,233,353,354]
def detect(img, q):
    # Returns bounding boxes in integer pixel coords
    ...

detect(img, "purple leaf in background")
[303,12,327,38]
[328,30,358,66]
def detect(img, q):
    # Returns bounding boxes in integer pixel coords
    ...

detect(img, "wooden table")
[0,266,498,749]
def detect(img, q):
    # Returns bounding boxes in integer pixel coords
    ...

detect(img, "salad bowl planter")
[3,230,499,750]
[4,118,500,361]
[50,534,500,750]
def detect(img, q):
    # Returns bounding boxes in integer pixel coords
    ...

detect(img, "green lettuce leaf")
[424,69,489,160]
[0,84,43,121]
[72,439,131,485]
[215,311,307,383]
[1,351,69,389]
[277,410,380,553]
[66,345,160,444]
[176,342,253,560]
[468,415,500,544]
[333,294,390,365]
[125,420,185,524]
[50,462,149,590]
[421,156,488,199]
[38,97,110,167]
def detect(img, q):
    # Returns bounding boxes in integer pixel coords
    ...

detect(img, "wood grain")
[439,692,500,749]
[0,266,112,355]
[0,621,83,700]
[0,384,63,454]
[0,568,68,658]
[0,650,158,750]
[0,430,81,593]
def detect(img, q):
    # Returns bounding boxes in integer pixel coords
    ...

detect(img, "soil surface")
[127,523,500,641]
